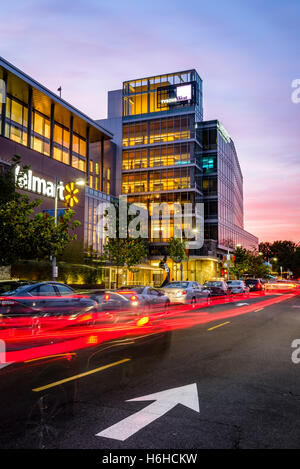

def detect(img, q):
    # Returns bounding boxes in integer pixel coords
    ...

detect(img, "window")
[30,284,57,296]
[56,284,74,296]
[5,97,28,146]
[72,155,86,172]
[31,110,50,156]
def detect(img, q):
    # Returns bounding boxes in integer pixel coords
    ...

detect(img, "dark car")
[0,281,97,322]
[203,281,231,297]
[245,279,264,292]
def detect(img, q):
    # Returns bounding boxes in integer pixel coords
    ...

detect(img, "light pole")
[52,177,85,281]
[52,177,59,281]
[180,230,183,282]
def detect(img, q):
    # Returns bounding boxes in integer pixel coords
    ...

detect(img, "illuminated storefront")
[0,57,115,258]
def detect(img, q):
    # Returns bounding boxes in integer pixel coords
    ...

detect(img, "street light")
[52,178,85,281]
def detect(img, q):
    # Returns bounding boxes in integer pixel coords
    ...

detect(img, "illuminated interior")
[0,60,112,195]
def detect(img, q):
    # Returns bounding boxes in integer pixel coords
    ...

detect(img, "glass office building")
[197,120,258,252]
[99,69,259,284]
[121,70,203,251]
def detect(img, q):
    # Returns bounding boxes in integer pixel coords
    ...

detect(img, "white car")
[162,281,210,305]
[226,280,249,294]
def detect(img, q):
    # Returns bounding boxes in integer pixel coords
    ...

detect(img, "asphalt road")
[5,291,300,449]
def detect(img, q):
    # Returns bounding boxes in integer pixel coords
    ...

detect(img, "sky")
[1,0,300,243]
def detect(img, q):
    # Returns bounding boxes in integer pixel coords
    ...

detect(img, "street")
[5,291,300,449]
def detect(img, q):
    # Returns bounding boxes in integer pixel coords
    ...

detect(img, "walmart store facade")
[0,57,115,264]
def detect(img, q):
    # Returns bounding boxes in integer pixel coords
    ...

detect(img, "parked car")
[0,281,97,320]
[245,279,264,292]
[203,281,231,297]
[101,286,170,314]
[162,281,210,305]
[226,280,250,294]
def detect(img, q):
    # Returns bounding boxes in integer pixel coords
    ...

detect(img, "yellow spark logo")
[64,182,79,208]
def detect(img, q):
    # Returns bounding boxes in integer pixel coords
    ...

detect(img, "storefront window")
[31,110,50,156]
[5,96,28,146]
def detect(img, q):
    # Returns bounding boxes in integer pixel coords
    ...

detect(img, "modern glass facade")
[197,120,258,252]
[123,70,203,122]
[121,70,203,251]
[100,69,259,282]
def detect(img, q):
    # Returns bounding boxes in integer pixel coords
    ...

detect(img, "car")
[93,286,170,317]
[226,280,250,294]
[0,281,97,321]
[264,280,298,291]
[162,281,210,305]
[203,281,231,297]
[245,279,264,292]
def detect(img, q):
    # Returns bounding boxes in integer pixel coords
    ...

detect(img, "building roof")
[0,56,113,140]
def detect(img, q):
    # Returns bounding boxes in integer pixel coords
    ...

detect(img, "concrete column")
[26,87,33,147]
[86,126,90,185]
[69,115,73,166]
[49,103,55,158]
[1,71,7,137]
[100,136,104,192]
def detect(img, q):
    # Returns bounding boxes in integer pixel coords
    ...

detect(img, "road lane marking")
[96,383,200,441]
[207,321,230,331]
[32,358,130,392]
[254,308,264,312]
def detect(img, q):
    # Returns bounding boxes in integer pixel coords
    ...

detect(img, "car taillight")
[131,295,139,305]
[180,291,187,295]
[0,298,18,306]
[104,294,110,301]
[257,284,261,289]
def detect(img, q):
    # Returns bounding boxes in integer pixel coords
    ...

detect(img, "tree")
[259,242,273,261]
[247,254,270,278]
[0,156,80,266]
[230,246,250,279]
[102,202,149,287]
[230,246,271,279]
[167,237,187,281]
[104,237,148,287]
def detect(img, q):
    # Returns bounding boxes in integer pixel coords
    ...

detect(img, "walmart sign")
[14,165,65,201]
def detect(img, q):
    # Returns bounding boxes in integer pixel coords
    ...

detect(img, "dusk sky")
[1,0,299,243]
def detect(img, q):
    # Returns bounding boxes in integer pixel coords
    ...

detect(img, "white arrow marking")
[236,303,249,306]
[96,383,199,441]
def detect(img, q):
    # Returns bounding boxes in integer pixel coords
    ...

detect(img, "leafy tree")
[259,242,273,261]
[247,254,271,278]
[0,156,80,266]
[167,237,187,281]
[230,246,250,279]
[259,240,300,277]
[230,247,270,279]
[102,202,149,287]
[104,238,148,287]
